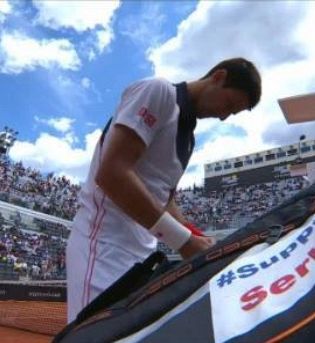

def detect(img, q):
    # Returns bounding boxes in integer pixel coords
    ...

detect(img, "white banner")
[209,214,315,343]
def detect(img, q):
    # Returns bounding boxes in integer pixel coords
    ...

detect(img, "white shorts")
[66,229,145,323]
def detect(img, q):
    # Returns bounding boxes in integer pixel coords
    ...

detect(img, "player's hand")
[178,235,216,259]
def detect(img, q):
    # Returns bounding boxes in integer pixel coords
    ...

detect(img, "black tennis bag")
[54,184,315,343]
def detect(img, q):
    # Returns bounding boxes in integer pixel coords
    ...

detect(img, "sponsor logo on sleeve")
[209,214,315,343]
[137,107,157,128]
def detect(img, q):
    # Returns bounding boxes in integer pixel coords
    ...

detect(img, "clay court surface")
[0,300,66,343]
[0,326,53,343]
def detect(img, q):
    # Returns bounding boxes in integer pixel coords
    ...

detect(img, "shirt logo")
[138,107,157,128]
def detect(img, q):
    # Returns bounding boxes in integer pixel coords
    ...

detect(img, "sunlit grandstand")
[204,137,315,191]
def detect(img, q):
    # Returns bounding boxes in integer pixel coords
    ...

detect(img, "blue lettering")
[237,264,259,278]
[280,242,297,259]
[260,255,279,269]
[297,226,313,245]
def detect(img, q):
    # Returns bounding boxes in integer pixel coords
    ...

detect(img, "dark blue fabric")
[175,82,197,170]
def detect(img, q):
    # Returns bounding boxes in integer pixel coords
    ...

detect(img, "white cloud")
[88,50,96,61]
[54,171,82,185]
[81,77,91,89]
[148,1,315,188]
[34,116,79,146]
[63,131,79,145]
[0,0,11,23]
[33,0,120,32]
[44,73,102,121]
[0,31,81,74]
[179,118,272,188]
[95,28,113,54]
[35,116,75,133]
[33,0,120,56]
[148,1,312,80]
[79,76,102,102]
[9,129,101,182]
[47,73,94,118]
[120,2,166,47]
[147,1,216,81]
[0,0,10,13]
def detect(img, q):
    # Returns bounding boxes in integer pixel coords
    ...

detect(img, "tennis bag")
[54,184,315,343]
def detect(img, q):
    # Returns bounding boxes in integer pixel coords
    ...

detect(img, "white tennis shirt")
[72,78,197,257]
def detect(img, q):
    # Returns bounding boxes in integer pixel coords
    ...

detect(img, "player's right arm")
[95,123,162,229]
[95,124,214,259]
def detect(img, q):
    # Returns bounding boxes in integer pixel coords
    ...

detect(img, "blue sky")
[1,1,315,187]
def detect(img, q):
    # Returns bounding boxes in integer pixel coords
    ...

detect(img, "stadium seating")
[0,153,310,280]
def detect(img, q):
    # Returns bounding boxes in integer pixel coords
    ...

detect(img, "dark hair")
[201,57,261,110]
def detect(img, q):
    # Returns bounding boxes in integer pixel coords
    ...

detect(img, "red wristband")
[185,223,205,237]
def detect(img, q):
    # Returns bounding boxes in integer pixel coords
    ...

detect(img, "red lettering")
[241,286,267,311]
[270,274,296,294]
[145,114,156,127]
[137,107,157,128]
[138,107,146,117]
[308,247,315,259]
[240,241,315,311]
[295,258,310,277]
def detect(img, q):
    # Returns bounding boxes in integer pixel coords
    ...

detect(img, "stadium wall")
[0,281,66,335]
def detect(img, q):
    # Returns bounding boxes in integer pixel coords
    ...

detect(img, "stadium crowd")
[0,212,67,281]
[0,155,80,220]
[0,153,310,280]
[176,177,309,230]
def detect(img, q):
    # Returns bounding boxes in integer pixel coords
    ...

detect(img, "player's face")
[200,87,250,120]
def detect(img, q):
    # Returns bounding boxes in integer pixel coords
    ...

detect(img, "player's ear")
[211,69,227,86]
